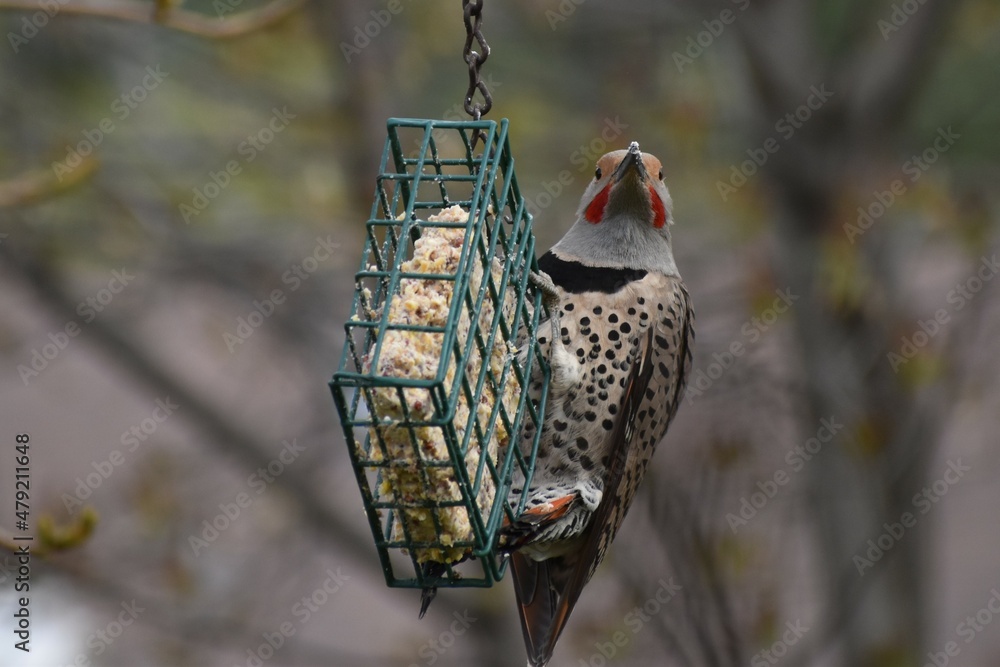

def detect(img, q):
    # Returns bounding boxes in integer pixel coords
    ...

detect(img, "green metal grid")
[329,118,549,589]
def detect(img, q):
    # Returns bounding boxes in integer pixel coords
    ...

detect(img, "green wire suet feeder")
[330,118,549,590]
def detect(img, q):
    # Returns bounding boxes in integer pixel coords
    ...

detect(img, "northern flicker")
[501,142,694,667]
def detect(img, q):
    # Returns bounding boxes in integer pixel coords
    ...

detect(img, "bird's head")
[552,142,678,276]
[577,142,672,231]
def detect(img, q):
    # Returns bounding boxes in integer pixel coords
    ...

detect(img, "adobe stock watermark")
[179,106,296,224]
[236,567,351,667]
[7,0,70,53]
[406,610,478,667]
[188,438,307,556]
[843,126,959,244]
[750,619,809,666]
[878,0,930,40]
[685,287,798,400]
[17,269,135,385]
[222,235,340,353]
[578,577,681,666]
[338,0,412,62]
[545,0,587,30]
[672,0,751,73]
[726,417,843,533]
[717,84,834,201]
[923,585,1000,667]
[887,254,998,373]
[62,397,180,514]
[523,115,630,219]
[58,599,145,667]
[51,66,169,181]
[854,459,970,576]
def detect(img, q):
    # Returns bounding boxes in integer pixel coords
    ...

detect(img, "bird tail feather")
[510,551,580,667]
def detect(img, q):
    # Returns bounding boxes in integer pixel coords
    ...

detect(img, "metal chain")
[462,0,491,152]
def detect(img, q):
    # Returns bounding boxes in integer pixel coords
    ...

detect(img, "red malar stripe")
[650,186,666,228]
[584,184,610,224]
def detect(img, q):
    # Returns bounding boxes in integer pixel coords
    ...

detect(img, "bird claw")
[529,270,562,349]
[529,270,560,311]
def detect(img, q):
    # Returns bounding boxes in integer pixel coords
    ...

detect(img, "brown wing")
[569,325,660,590]
[587,282,695,577]
[511,328,658,667]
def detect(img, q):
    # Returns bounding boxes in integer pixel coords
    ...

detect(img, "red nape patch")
[650,186,666,228]
[584,184,610,223]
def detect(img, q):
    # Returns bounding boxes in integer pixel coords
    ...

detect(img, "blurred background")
[1,0,999,665]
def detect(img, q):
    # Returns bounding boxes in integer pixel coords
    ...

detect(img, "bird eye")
[594,167,602,180]
[658,169,664,180]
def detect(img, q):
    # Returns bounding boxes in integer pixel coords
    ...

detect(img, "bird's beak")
[612,141,647,184]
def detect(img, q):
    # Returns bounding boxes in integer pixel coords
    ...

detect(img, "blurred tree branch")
[645,477,742,667]
[669,1,977,664]
[0,159,97,209]
[0,0,306,38]
[849,0,959,134]
[0,225,485,633]
[0,508,98,556]
[0,239,376,566]
[0,2,993,664]
[730,1,970,663]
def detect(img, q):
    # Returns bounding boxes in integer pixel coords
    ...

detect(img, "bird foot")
[499,494,579,552]
[529,270,562,347]
[529,270,560,310]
